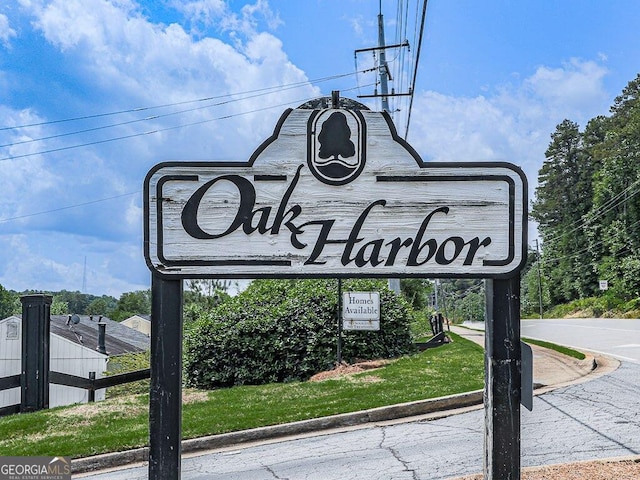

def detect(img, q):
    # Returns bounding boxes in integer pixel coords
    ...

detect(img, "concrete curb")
[532,352,619,396]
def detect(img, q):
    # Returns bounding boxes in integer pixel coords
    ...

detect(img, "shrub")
[409,308,435,342]
[183,279,415,388]
[104,351,150,398]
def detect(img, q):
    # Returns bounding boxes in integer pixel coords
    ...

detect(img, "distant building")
[0,315,150,410]
[49,314,151,353]
[121,314,151,336]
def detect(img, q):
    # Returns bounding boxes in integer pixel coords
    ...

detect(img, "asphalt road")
[79,319,640,480]
[521,318,640,363]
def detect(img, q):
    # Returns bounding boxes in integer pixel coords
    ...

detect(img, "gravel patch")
[455,458,640,479]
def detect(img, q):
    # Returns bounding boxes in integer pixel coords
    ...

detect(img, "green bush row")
[183,279,415,389]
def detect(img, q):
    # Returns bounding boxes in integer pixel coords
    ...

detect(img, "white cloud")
[0,107,62,219]
[523,58,609,122]
[171,0,226,27]
[0,13,17,48]
[1,0,320,295]
[171,0,282,37]
[24,0,315,153]
[405,58,611,205]
[0,232,148,296]
[238,0,282,31]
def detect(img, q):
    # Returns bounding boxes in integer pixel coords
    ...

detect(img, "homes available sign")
[144,102,527,278]
[343,291,380,331]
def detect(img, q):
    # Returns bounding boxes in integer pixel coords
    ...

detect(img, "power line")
[1,71,374,150]
[393,0,419,131]
[540,179,640,247]
[0,71,364,133]
[404,0,429,140]
[0,192,138,223]
[542,217,640,265]
[0,82,376,163]
[0,82,377,222]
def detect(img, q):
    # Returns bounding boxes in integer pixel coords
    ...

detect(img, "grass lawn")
[454,324,586,360]
[0,333,484,458]
[522,337,586,360]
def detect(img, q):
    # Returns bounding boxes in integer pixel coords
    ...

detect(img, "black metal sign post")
[149,274,183,480]
[484,277,521,479]
[337,278,343,365]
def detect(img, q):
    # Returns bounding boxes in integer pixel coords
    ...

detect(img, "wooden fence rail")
[0,374,20,391]
[0,368,151,417]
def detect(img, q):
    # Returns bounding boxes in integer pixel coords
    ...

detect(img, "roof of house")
[50,315,150,356]
[124,313,151,323]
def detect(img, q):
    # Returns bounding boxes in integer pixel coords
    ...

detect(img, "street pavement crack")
[264,464,288,480]
[379,426,419,480]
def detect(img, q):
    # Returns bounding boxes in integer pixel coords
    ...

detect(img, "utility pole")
[440,281,450,321]
[535,239,543,319]
[376,3,400,296]
[377,7,390,114]
[354,0,409,111]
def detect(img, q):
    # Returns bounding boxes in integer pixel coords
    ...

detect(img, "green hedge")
[183,279,415,388]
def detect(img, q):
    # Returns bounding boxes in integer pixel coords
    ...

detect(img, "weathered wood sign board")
[145,106,527,278]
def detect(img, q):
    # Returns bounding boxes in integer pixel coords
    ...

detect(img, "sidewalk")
[448,325,613,389]
[73,328,617,476]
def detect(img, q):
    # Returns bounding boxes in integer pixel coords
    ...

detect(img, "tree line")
[523,73,640,315]
[0,279,235,322]
[0,285,150,321]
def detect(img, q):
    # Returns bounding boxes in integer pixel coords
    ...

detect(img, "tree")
[521,259,550,317]
[0,284,20,319]
[50,299,69,315]
[455,291,485,323]
[86,296,118,316]
[400,279,433,310]
[532,74,640,307]
[110,290,151,321]
[438,279,484,323]
[183,279,232,323]
[531,120,597,303]
[574,75,640,301]
[52,290,94,314]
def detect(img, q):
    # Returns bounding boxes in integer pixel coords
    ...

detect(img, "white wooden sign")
[343,291,380,331]
[343,291,380,320]
[144,105,527,278]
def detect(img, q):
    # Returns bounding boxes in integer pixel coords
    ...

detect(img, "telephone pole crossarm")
[354,40,410,54]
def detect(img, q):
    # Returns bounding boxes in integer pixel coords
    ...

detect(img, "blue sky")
[0,0,639,297]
